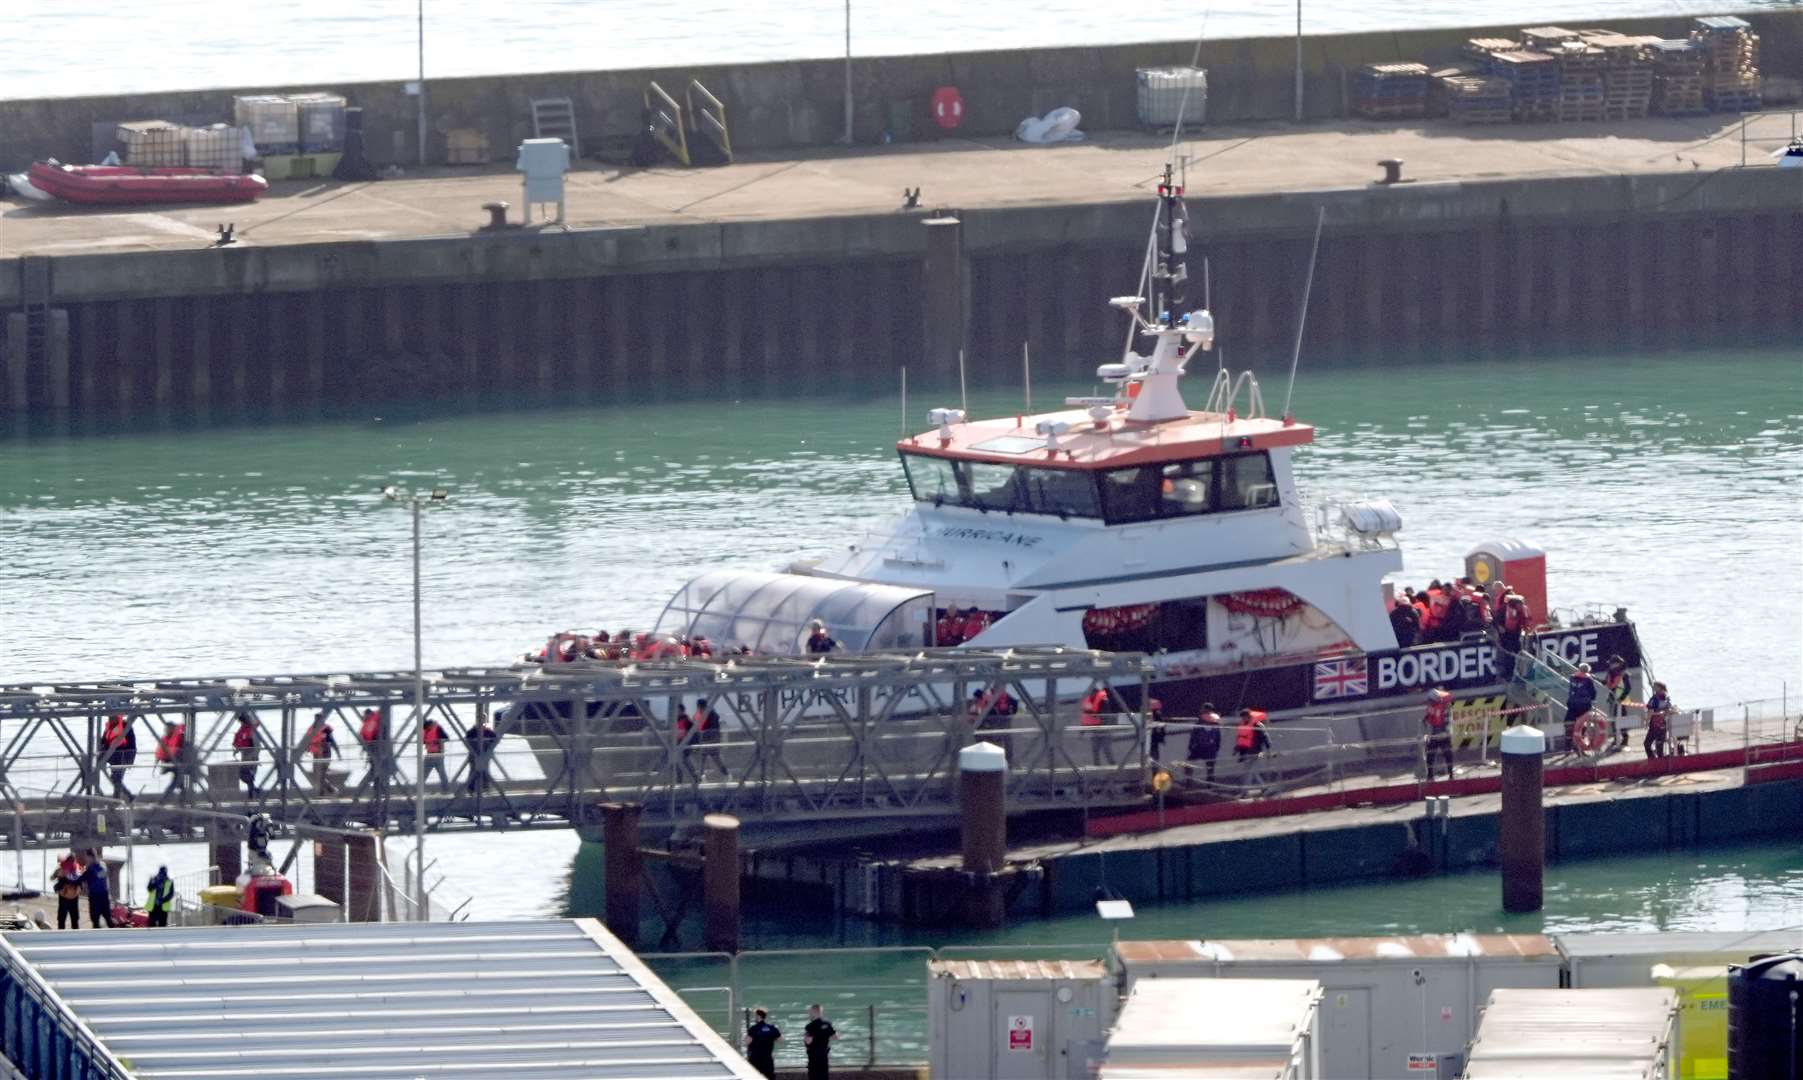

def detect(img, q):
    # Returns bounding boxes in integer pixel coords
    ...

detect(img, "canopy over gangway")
[654,569,934,655]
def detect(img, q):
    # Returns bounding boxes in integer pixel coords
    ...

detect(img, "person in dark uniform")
[805,620,838,654]
[744,1007,781,1079]
[1564,663,1597,749]
[1186,704,1222,784]
[78,850,114,928]
[1389,598,1419,648]
[803,1003,837,1080]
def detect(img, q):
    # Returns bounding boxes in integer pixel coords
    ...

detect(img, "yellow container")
[197,884,242,923]
[1653,963,1727,1080]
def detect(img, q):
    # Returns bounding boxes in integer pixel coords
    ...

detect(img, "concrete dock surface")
[2,114,1783,259]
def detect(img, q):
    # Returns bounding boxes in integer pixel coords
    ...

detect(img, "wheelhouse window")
[1097,451,1277,524]
[901,450,1275,523]
[900,454,1100,519]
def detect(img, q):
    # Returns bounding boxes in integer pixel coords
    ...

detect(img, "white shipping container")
[929,959,1114,1080]
[1558,930,1803,988]
[1463,987,1678,1078]
[1104,977,1322,1079]
[1137,66,1208,127]
[1115,934,1560,1079]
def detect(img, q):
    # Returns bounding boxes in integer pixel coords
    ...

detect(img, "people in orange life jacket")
[359,707,391,779]
[155,719,188,795]
[689,697,729,779]
[52,852,82,929]
[232,710,258,800]
[308,713,340,793]
[1563,663,1597,748]
[102,713,135,803]
[1081,686,1116,765]
[1643,682,1674,759]
[1423,686,1455,781]
[421,716,452,789]
[1186,704,1223,783]
[1421,580,1450,642]
[805,620,839,654]
[1233,708,1270,762]
[1389,594,1420,648]
[936,608,963,646]
[1494,590,1532,679]
[958,607,990,643]
[1603,655,1634,751]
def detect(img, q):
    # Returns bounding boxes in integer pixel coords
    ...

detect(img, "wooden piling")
[922,216,966,377]
[959,741,1008,929]
[702,813,740,953]
[601,802,643,949]
[1499,725,1546,914]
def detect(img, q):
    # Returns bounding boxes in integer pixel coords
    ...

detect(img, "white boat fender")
[1014,107,1085,144]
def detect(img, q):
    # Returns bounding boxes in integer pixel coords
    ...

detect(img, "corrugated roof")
[928,959,1107,981]
[1556,930,1800,960]
[2,919,760,1079]
[1107,978,1319,1058]
[1464,988,1677,1078]
[1116,933,1556,967]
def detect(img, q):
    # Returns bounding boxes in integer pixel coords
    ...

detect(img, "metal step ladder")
[531,97,581,158]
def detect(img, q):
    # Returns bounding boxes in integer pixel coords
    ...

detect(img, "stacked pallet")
[1649,39,1708,116]
[1441,76,1514,125]
[1353,62,1431,119]
[1462,38,1520,64]
[1520,26,1581,52]
[1581,33,1655,119]
[1553,40,1607,121]
[1691,15,1762,113]
[1490,50,1562,122]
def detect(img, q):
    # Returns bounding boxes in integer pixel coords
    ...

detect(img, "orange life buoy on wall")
[931,86,965,130]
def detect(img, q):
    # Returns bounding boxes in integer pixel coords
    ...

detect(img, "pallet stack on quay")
[1692,15,1762,112]
[1352,62,1431,119]
[1376,16,1762,128]
[1489,50,1562,122]
[1552,41,1608,122]
[1649,39,1708,116]
[1582,32,1657,119]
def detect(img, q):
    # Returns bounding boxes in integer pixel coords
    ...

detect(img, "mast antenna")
[1281,205,1325,425]
[1022,341,1032,413]
[958,348,968,417]
[900,365,907,439]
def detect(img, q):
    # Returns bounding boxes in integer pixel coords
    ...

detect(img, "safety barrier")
[0,933,130,1080]
[686,79,733,164]
[645,81,690,166]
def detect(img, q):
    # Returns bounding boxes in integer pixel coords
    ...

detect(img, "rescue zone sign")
[1007,1015,1033,1051]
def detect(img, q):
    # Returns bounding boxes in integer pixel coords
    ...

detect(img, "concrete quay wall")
[2,13,1798,171]
[2,168,1797,418]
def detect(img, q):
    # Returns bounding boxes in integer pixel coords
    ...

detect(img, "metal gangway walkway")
[0,648,1153,852]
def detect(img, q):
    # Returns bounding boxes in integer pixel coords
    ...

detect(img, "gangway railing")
[645,80,690,166]
[686,78,733,163]
[0,931,132,1079]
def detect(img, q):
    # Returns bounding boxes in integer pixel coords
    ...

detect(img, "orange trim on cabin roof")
[896,409,1315,471]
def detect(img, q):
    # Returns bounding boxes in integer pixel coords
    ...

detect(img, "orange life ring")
[931,86,965,130]
[1571,711,1609,755]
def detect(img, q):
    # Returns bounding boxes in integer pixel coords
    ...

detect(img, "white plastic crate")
[1137,66,1208,127]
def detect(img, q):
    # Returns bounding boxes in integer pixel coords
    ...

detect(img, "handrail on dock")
[0,931,133,1079]
[645,80,691,167]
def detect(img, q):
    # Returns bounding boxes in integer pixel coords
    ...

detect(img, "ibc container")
[1464,987,1678,1078]
[234,94,299,155]
[116,121,188,167]
[1103,977,1322,1079]
[289,91,347,152]
[1137,67,1207,127]
[183,124,247,173]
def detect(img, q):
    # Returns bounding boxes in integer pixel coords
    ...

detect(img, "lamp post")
[1294,0,1304,123]
[416,0,428,166]
[383,483,447,918]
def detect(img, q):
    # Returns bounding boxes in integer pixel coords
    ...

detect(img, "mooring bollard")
[1499,725,1546,913]
[959,741,1008,928]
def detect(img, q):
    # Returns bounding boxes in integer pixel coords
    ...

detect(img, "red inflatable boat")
[27,161,268,206]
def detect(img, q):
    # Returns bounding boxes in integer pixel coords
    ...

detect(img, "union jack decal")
[1314,657,1369,700]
